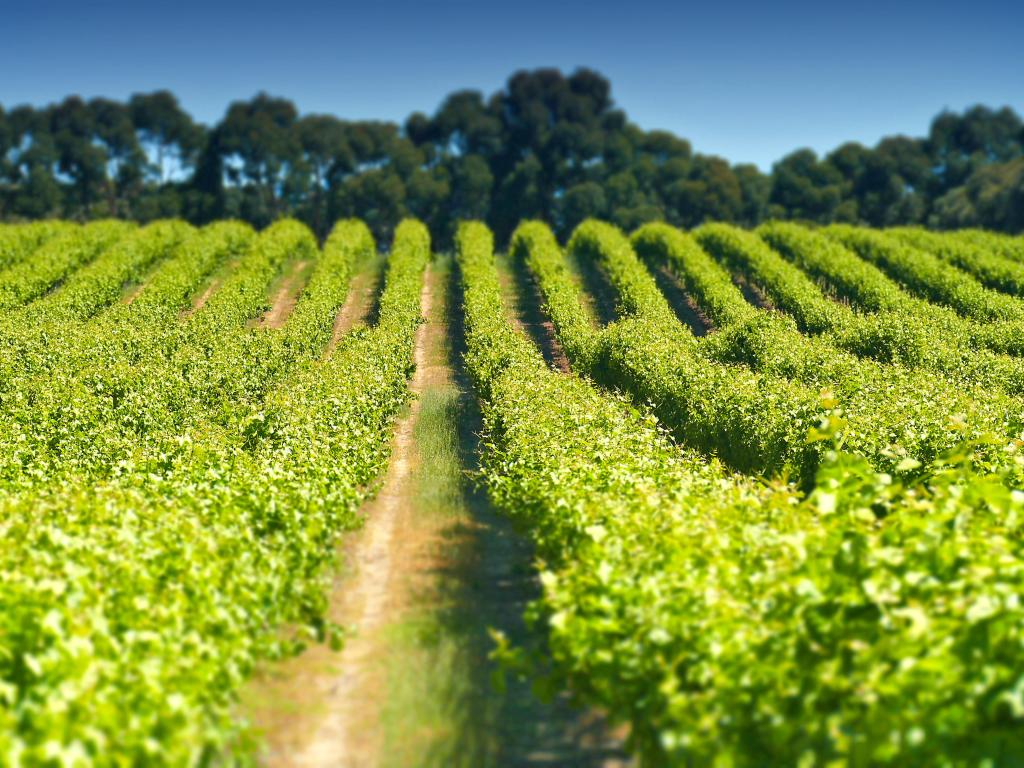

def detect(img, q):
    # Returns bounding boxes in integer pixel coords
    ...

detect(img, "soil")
[650,264,713,336]
[182,278,223,318]
[121,282,147,305]
[245,270,436,767]
[732,273,775,311]
[498,255,571,373]
[243,263,631,767]
[326,262,382,357]
[260,260,312,329]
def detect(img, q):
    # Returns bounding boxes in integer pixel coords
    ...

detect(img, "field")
[2,217,1024,766]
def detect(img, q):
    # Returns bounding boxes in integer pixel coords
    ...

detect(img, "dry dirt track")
[326,261,381,355]
[260,259,311,328]
[245,267,439,767]
[244,261,631,768]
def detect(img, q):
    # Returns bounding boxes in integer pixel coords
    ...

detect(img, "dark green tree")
[130,91,204,183]
[217,93,300,226]
[769,149,844,222]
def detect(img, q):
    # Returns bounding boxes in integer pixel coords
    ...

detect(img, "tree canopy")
[1,69,1021,243]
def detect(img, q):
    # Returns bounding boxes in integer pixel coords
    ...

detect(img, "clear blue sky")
[4,0,1022,169]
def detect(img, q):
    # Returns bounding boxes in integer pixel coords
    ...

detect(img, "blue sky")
[3,0,1022,169]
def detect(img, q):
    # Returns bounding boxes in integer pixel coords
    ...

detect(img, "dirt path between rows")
[182,266,231,318]
[244,261,630,768]
[293,268,436,766]
[650,264,713,336]
[326,262,382,356]
[261,260,312,329]
[189,279,221,313]
[732,273,775,311]
[122,282,147,305]
[500,255,571,373]
[245,267,437,767]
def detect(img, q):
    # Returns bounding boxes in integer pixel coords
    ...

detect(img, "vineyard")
[1,217,1024,766]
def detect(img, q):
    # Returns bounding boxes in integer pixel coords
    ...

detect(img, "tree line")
[1,68,1022,244]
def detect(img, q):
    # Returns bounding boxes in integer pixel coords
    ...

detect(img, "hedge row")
[517,219,1020,484]
[758,222,1024,393]
[0,221,134,311]
[827,224,1024,322]
[0,219,429,763]
[891,226,1024,296]
[458,219,1024,766]
[513,219,826,483]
